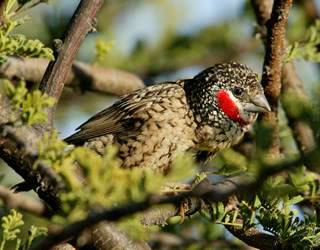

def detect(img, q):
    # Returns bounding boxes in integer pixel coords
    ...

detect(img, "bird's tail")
[64,131,87,145]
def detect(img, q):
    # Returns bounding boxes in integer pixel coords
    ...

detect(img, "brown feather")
[64,83,177,144]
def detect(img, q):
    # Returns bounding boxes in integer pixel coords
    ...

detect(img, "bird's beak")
[243,93,271,113]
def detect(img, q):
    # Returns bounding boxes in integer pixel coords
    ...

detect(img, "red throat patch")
[216,90,247,126]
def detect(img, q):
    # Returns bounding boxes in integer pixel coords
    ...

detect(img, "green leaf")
[4,80,55,125]
[0,210,24,250]
[285,20,320,63]
[0,31,54,64]
[286,195,304,206]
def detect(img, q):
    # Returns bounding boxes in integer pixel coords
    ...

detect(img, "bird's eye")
[232,87,244,97]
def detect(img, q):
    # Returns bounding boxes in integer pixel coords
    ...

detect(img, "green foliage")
[281,91,313,121]
[35,131,195,239]
[118,214,158,240]
[257,196,320,250]
[194,158,320,248]
[100,21,244,74]
[24,225,48,250]
[57,146,194,221]
[0,209,47,250]
[285,20,320,63]
[4,80,55,125]
[0,0,54,64]
[0,31,55,64]
[254,122,274,151]
[0,209,24,250]
[214,149,248,175]
[94,38,114,65]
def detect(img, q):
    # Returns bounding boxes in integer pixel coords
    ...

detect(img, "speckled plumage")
[65,62,269,173]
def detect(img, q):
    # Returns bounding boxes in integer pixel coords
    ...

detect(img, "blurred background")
[12,0,320,139]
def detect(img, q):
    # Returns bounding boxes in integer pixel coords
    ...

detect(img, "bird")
[64,62,270,174]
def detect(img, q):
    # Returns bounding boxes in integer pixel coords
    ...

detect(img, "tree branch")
[0,57,144,96]
[0,185,48,216]
[92,222,151,250]
[252,0,293,158]
[39,0,104,127]
[50,243,76,250]
[30,154,307,250]
[252,0,317,169]
[0,97,63,209]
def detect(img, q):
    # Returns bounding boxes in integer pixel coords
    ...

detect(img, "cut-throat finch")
[65,62,270,173]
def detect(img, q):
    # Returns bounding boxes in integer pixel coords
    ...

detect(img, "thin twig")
[39,0,104,127]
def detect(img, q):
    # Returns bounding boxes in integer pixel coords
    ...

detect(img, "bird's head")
[184,62,270,129]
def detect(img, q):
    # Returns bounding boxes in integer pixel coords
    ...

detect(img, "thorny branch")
[39,0,104,127]
[252,0,293,158]
[30,154,308,250]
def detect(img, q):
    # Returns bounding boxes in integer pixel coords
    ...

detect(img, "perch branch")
[0,57,144,96]
[252,0,293,158]
[39,0,104,126]
[92,222,151,250]
[30,154,308,250]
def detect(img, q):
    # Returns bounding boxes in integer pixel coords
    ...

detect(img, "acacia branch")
[252,0,317,170]
[39,0,104,127]
[30,154,307,250]
[252,0,293,158]
[0,57,144,96]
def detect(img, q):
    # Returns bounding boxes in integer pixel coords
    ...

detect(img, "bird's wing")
[64,98,149,144]
[64,83,178,145]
